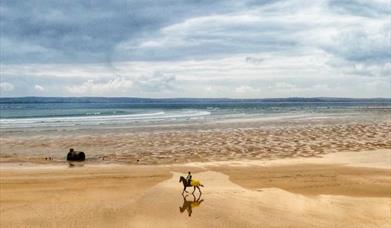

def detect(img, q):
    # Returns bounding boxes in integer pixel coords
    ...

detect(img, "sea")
[0,97,390,130]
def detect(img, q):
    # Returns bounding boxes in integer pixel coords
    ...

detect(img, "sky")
[0,0,390,98]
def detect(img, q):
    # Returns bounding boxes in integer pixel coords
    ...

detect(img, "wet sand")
[1,121,390,164]
[1,150,390,228]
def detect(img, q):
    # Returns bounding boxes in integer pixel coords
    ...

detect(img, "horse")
[179,176,204,194]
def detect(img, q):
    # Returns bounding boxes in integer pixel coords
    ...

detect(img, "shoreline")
[1,120,390,165]
[1,149,390,170]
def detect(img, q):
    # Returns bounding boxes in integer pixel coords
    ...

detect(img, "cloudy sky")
[0,0,390,98]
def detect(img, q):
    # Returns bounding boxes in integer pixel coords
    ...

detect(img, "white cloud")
[34,84,45,92]
[205,86,213,92]
[66,77,133,95]
[273,82,297,90]
[1,0,389,98]
[235,85,260,94]
[117,0,388,78]
[1,53,387,97]
[135,72,176,92]
[0,82,15,92]
[2,63,113,79]
[270,82,334,96]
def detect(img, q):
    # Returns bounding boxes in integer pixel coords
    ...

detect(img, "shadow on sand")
[68,161,85,168]
[179,193,204,217]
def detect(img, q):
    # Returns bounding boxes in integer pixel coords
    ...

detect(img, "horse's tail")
[200,184,204,187]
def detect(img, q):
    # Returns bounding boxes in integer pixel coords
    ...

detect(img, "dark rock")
[67,148,86,161]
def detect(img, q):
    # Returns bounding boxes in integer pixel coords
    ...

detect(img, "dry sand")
[1,149,390,228]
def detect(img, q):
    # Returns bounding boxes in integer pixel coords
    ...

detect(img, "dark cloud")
[1,0,390,97]
[321,22,390,77]
[245,56,264,65]
[115,13,303,61]
[3,0,388,65]
[335,31,390,64]
[1,0,261,63]
[328,0,391,17]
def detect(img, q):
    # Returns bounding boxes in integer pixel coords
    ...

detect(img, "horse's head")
[179,176,185,183]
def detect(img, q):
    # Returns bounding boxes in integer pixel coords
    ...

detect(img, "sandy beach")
[1,149,390,228]
[2,0,391,226]
[1,115,391,227]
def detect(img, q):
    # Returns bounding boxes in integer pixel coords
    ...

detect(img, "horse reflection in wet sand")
[179,193,204,217]
[179,176,204,194]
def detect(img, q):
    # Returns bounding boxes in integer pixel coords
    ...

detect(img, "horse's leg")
[192,186,196,194]
[183,186,187,194]
[196,192,201,201]
[198,186,202,194]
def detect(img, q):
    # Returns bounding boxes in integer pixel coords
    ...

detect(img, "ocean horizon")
[1,96,390,129]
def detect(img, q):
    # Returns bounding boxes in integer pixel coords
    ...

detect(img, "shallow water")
[1,98,390,130]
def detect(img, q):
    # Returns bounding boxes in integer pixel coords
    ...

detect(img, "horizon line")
[1,96,390,100]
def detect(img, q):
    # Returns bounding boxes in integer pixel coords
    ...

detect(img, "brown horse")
[179,176,204,194]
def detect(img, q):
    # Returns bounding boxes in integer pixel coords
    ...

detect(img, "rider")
[186,171,192,186]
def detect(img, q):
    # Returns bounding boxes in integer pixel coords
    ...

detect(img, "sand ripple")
[1,122,390,164]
